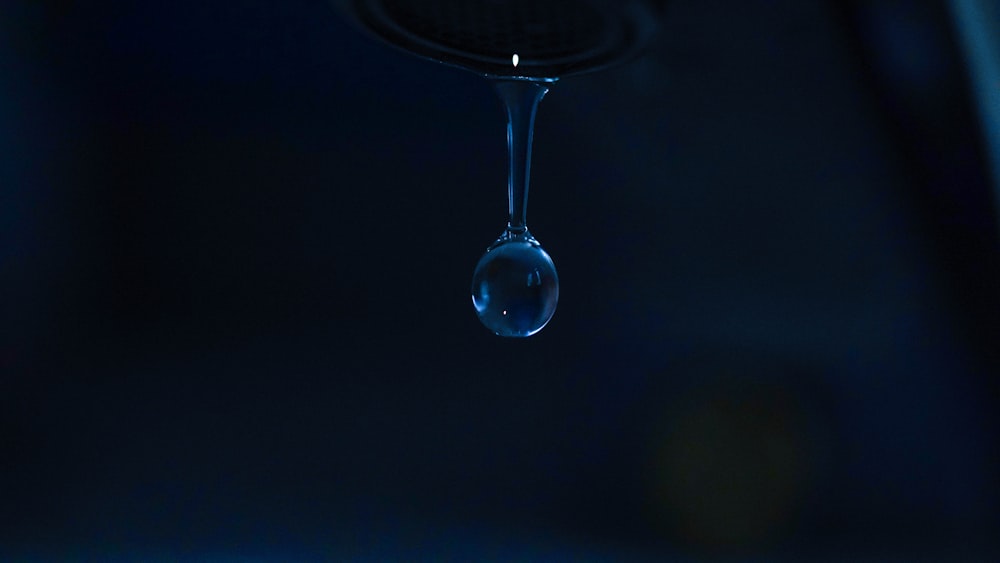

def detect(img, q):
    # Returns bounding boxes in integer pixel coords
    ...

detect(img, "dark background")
[2,0,999,560]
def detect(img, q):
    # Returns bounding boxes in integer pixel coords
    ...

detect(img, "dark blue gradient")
[1,0,997,560]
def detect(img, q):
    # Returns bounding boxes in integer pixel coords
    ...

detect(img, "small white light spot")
[502,310,508,316]
[512,54,519,67]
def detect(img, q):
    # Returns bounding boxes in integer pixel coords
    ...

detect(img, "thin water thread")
[494,79,551,238]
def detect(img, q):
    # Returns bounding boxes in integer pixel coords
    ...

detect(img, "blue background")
[2,0,998,559]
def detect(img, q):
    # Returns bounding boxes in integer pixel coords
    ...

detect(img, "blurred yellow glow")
[645,378,811,551]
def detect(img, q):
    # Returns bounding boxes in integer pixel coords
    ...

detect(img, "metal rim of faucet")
[335,0,664,79]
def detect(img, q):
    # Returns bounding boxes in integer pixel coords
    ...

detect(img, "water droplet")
[472,234,558,337]
[471,80,558,337]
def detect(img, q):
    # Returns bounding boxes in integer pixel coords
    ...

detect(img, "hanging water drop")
[472,79,559,337]
[472,232,558,337]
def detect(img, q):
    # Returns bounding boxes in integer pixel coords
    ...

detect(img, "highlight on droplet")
[512,53,519,67]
